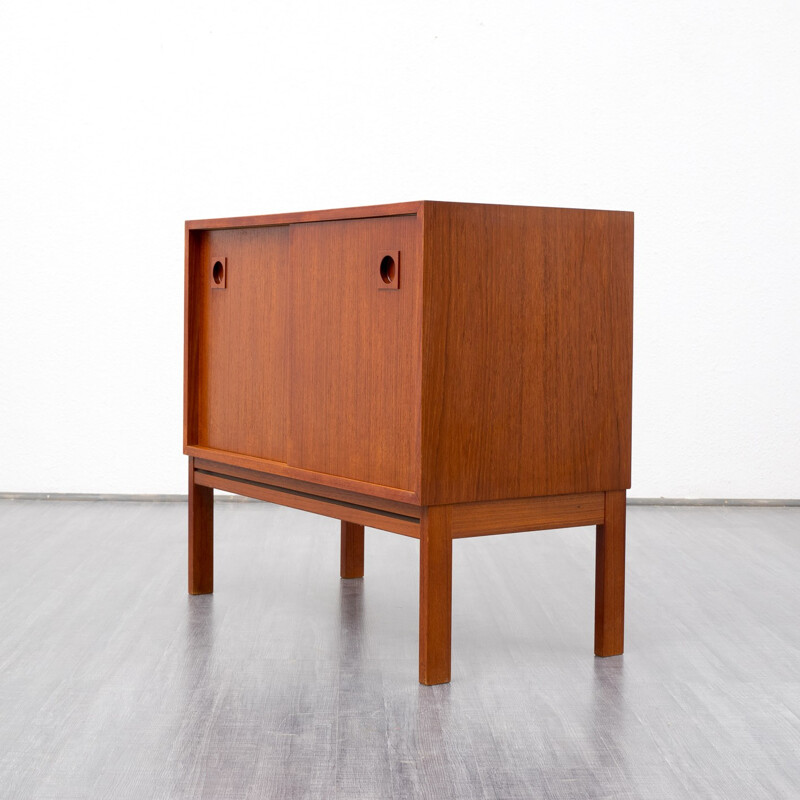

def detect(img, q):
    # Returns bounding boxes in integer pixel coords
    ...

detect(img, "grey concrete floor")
[0,499,798,799]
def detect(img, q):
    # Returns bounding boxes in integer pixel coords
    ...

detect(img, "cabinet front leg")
[340,521,364,578]
[188,457,214,595]
[419,505,453,685]
[595,490,626,656]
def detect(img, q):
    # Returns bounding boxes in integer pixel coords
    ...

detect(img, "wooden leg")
[340,521,364,578]
[188,457,214,595]
[419,505,452,685]
[595,490,626,656]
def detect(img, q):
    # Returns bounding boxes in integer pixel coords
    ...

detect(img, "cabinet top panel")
[186,201,632,231]
[186,201,425,231]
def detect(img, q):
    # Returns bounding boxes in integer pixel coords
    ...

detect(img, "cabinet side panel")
[421,203,633,504]
[191,226,289,462]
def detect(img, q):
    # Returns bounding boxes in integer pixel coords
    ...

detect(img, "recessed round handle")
[212,260,225,285]
[379,255,396,285]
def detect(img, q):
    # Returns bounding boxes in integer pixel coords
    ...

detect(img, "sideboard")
[184,200,633,684]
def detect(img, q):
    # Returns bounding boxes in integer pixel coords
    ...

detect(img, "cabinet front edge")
[184,445,420,505]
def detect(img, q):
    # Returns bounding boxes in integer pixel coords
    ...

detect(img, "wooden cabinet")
[184,201,633,684]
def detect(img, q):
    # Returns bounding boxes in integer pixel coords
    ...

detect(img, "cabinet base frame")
[188,459,626,684]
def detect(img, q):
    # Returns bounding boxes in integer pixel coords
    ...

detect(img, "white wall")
[1,0,798,498]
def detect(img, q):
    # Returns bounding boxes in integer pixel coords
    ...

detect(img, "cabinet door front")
[192,226,288,463]
[287,216,421,493]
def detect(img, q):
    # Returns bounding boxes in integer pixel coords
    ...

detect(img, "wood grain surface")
[184,445,420,504]
[186,201,633,507]
[420,201,633,505]
[450,492,605,538]
[188,457,213,594]
[595,489,626,656]
[287,215,422,494]
[191,458,420,519]
[188,226,289,462]
[186,201,423,231]
[340,521,365,579]
[183,200,633,684]
[419,505,453,685]
[193,469,420,538]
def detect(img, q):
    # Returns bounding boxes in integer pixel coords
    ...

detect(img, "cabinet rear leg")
[419,505,452,685]
[340,521,364,578]
[595,490,626,656]
[188,457,214,595]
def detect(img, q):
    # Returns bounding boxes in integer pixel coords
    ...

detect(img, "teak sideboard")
[184,200,633,685]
